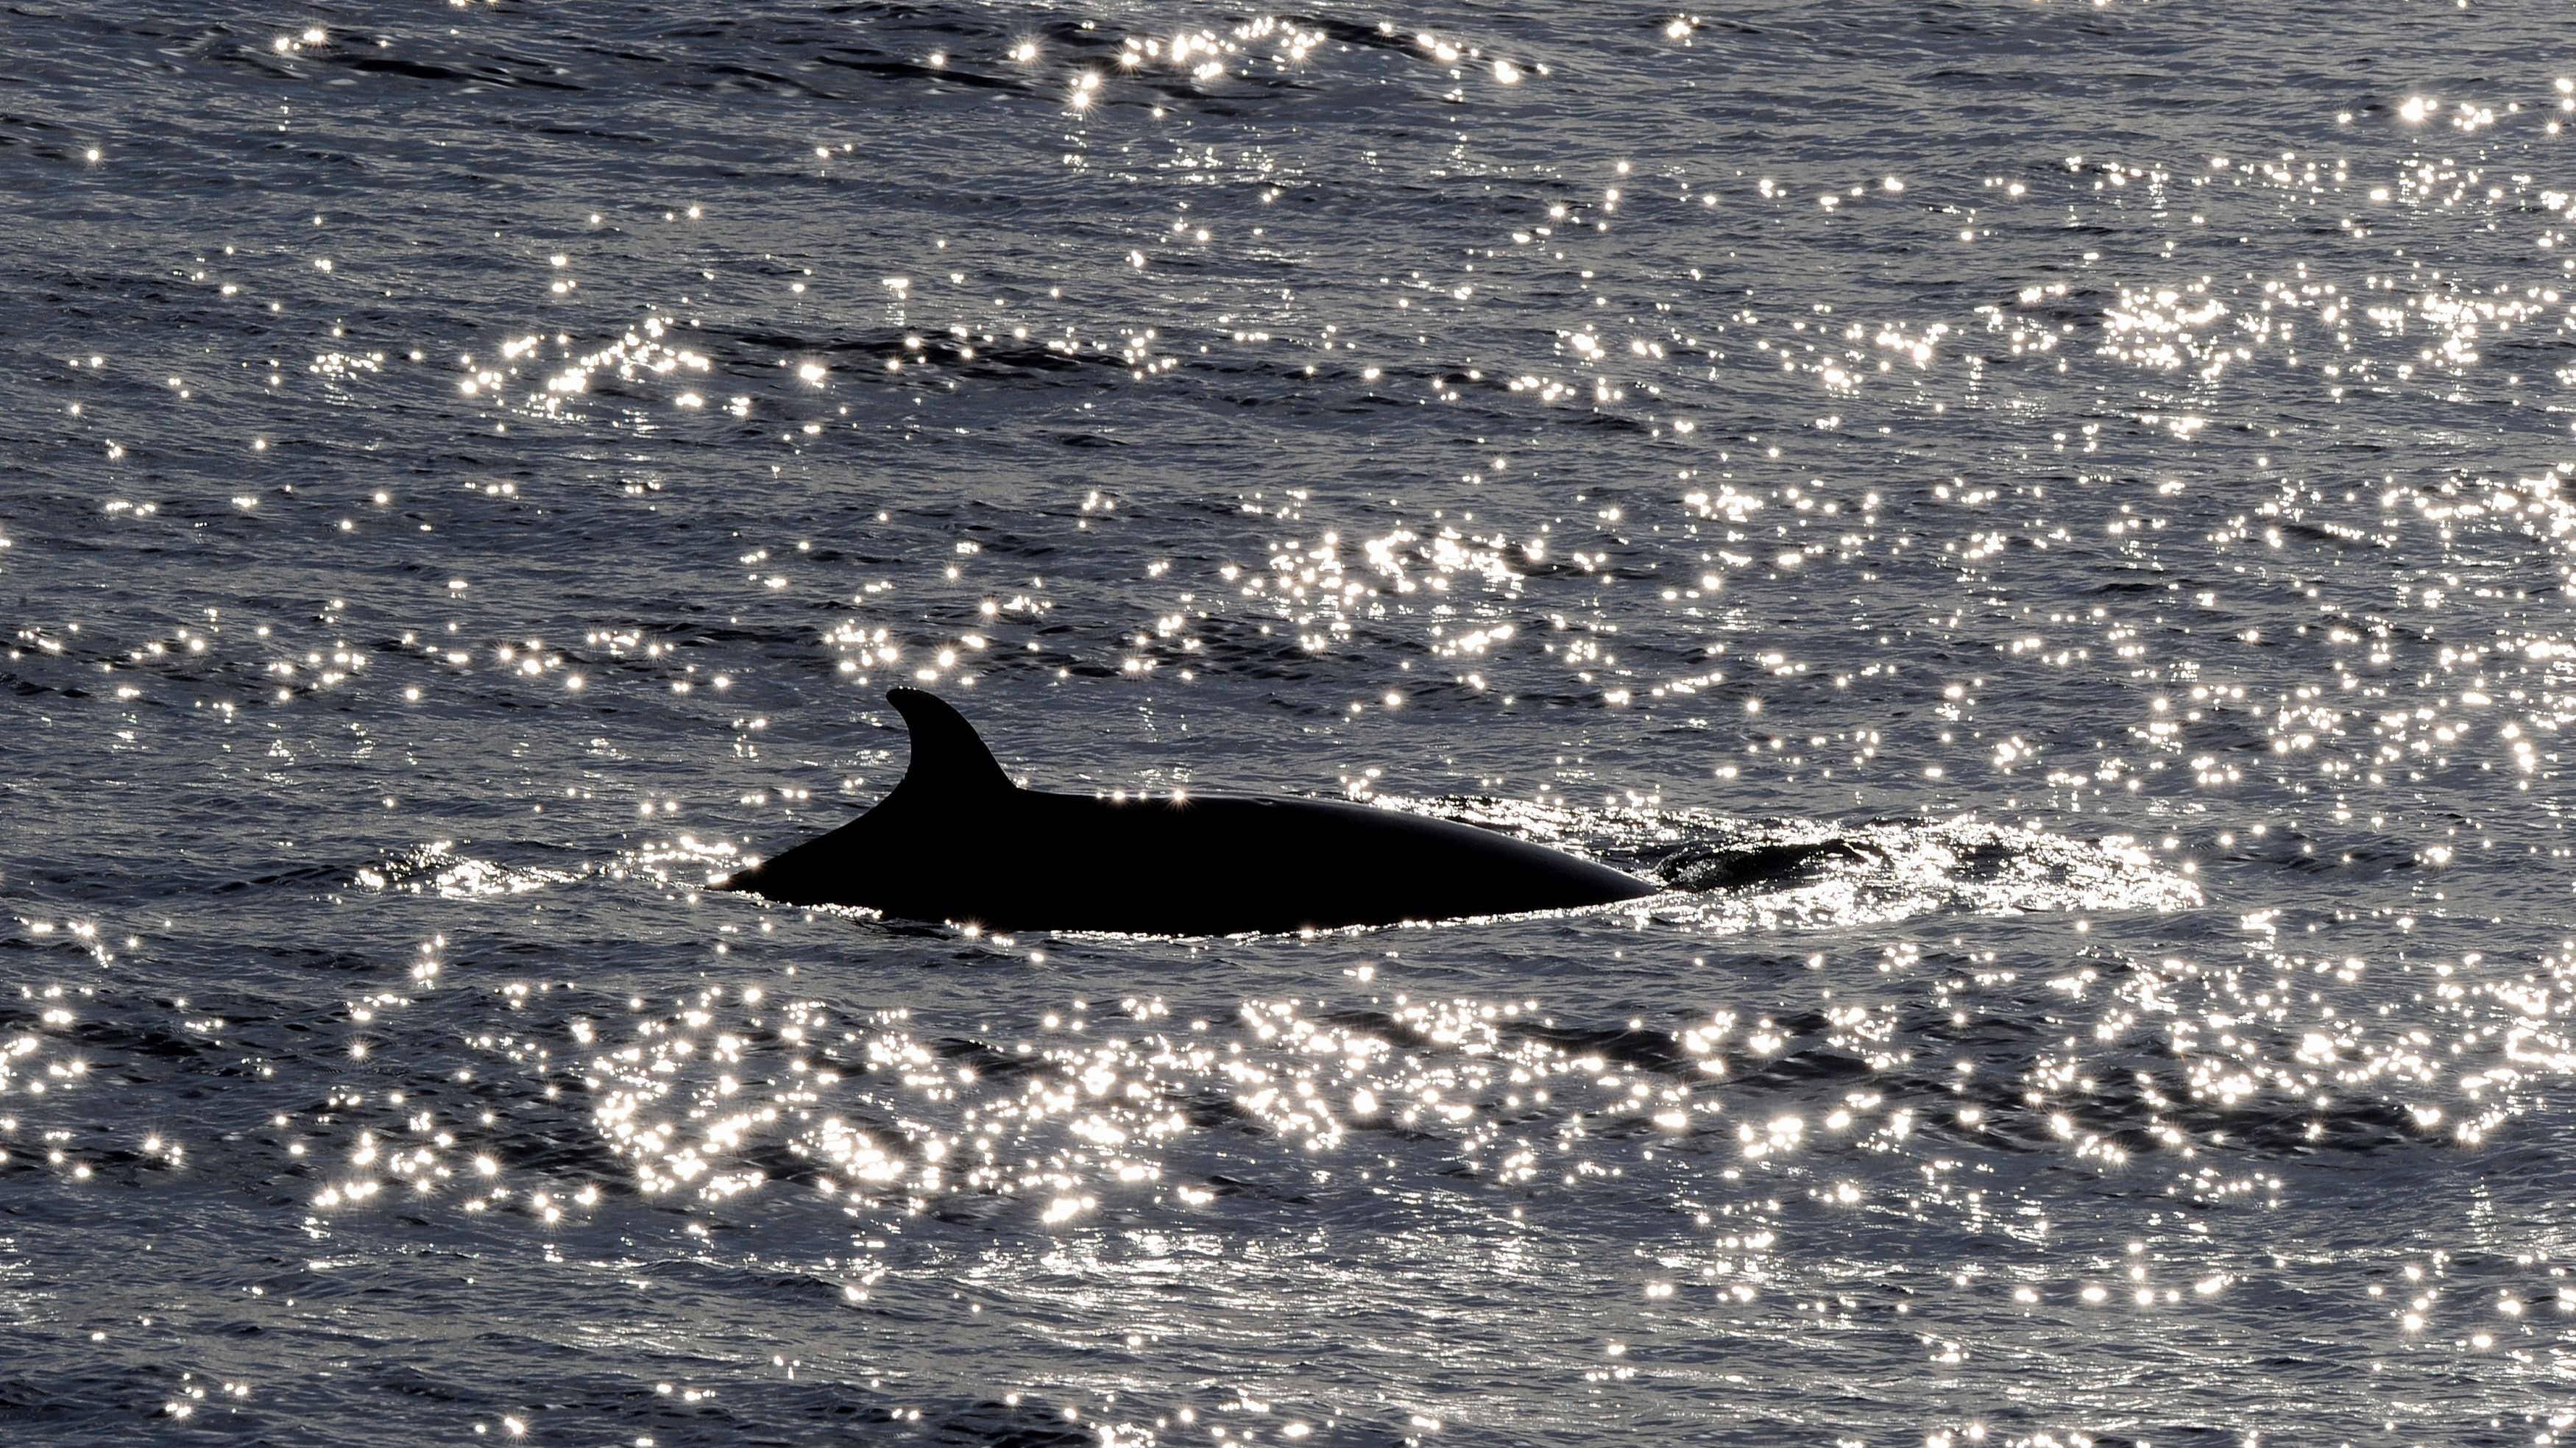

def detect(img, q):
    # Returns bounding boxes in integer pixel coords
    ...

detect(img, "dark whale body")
[714,689,1659,934]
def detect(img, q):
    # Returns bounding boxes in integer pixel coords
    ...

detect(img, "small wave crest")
[355,841,584,898]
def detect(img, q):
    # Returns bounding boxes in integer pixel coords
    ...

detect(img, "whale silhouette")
[713,688,1660,934]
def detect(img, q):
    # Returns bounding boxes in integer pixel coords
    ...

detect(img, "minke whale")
[713,688,1660,934]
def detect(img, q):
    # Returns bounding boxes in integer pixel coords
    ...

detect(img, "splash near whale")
[714,689,1659,934]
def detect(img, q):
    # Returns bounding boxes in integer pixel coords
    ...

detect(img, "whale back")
[718,688,1657,931]
[996,792,1654,934]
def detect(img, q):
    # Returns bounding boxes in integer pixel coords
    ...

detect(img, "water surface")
[5,2,2576,1442]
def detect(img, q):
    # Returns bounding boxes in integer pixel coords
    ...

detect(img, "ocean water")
[5,1,2576,1442]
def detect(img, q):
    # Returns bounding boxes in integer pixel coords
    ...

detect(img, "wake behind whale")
[715,689,1660,934]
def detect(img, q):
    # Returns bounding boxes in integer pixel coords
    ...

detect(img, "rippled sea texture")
[7,2,2576,1443]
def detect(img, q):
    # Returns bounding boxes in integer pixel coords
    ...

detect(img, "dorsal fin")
[883,688,1015,803]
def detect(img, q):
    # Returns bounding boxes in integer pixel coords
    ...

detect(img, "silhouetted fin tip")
[886,687,1015,799]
